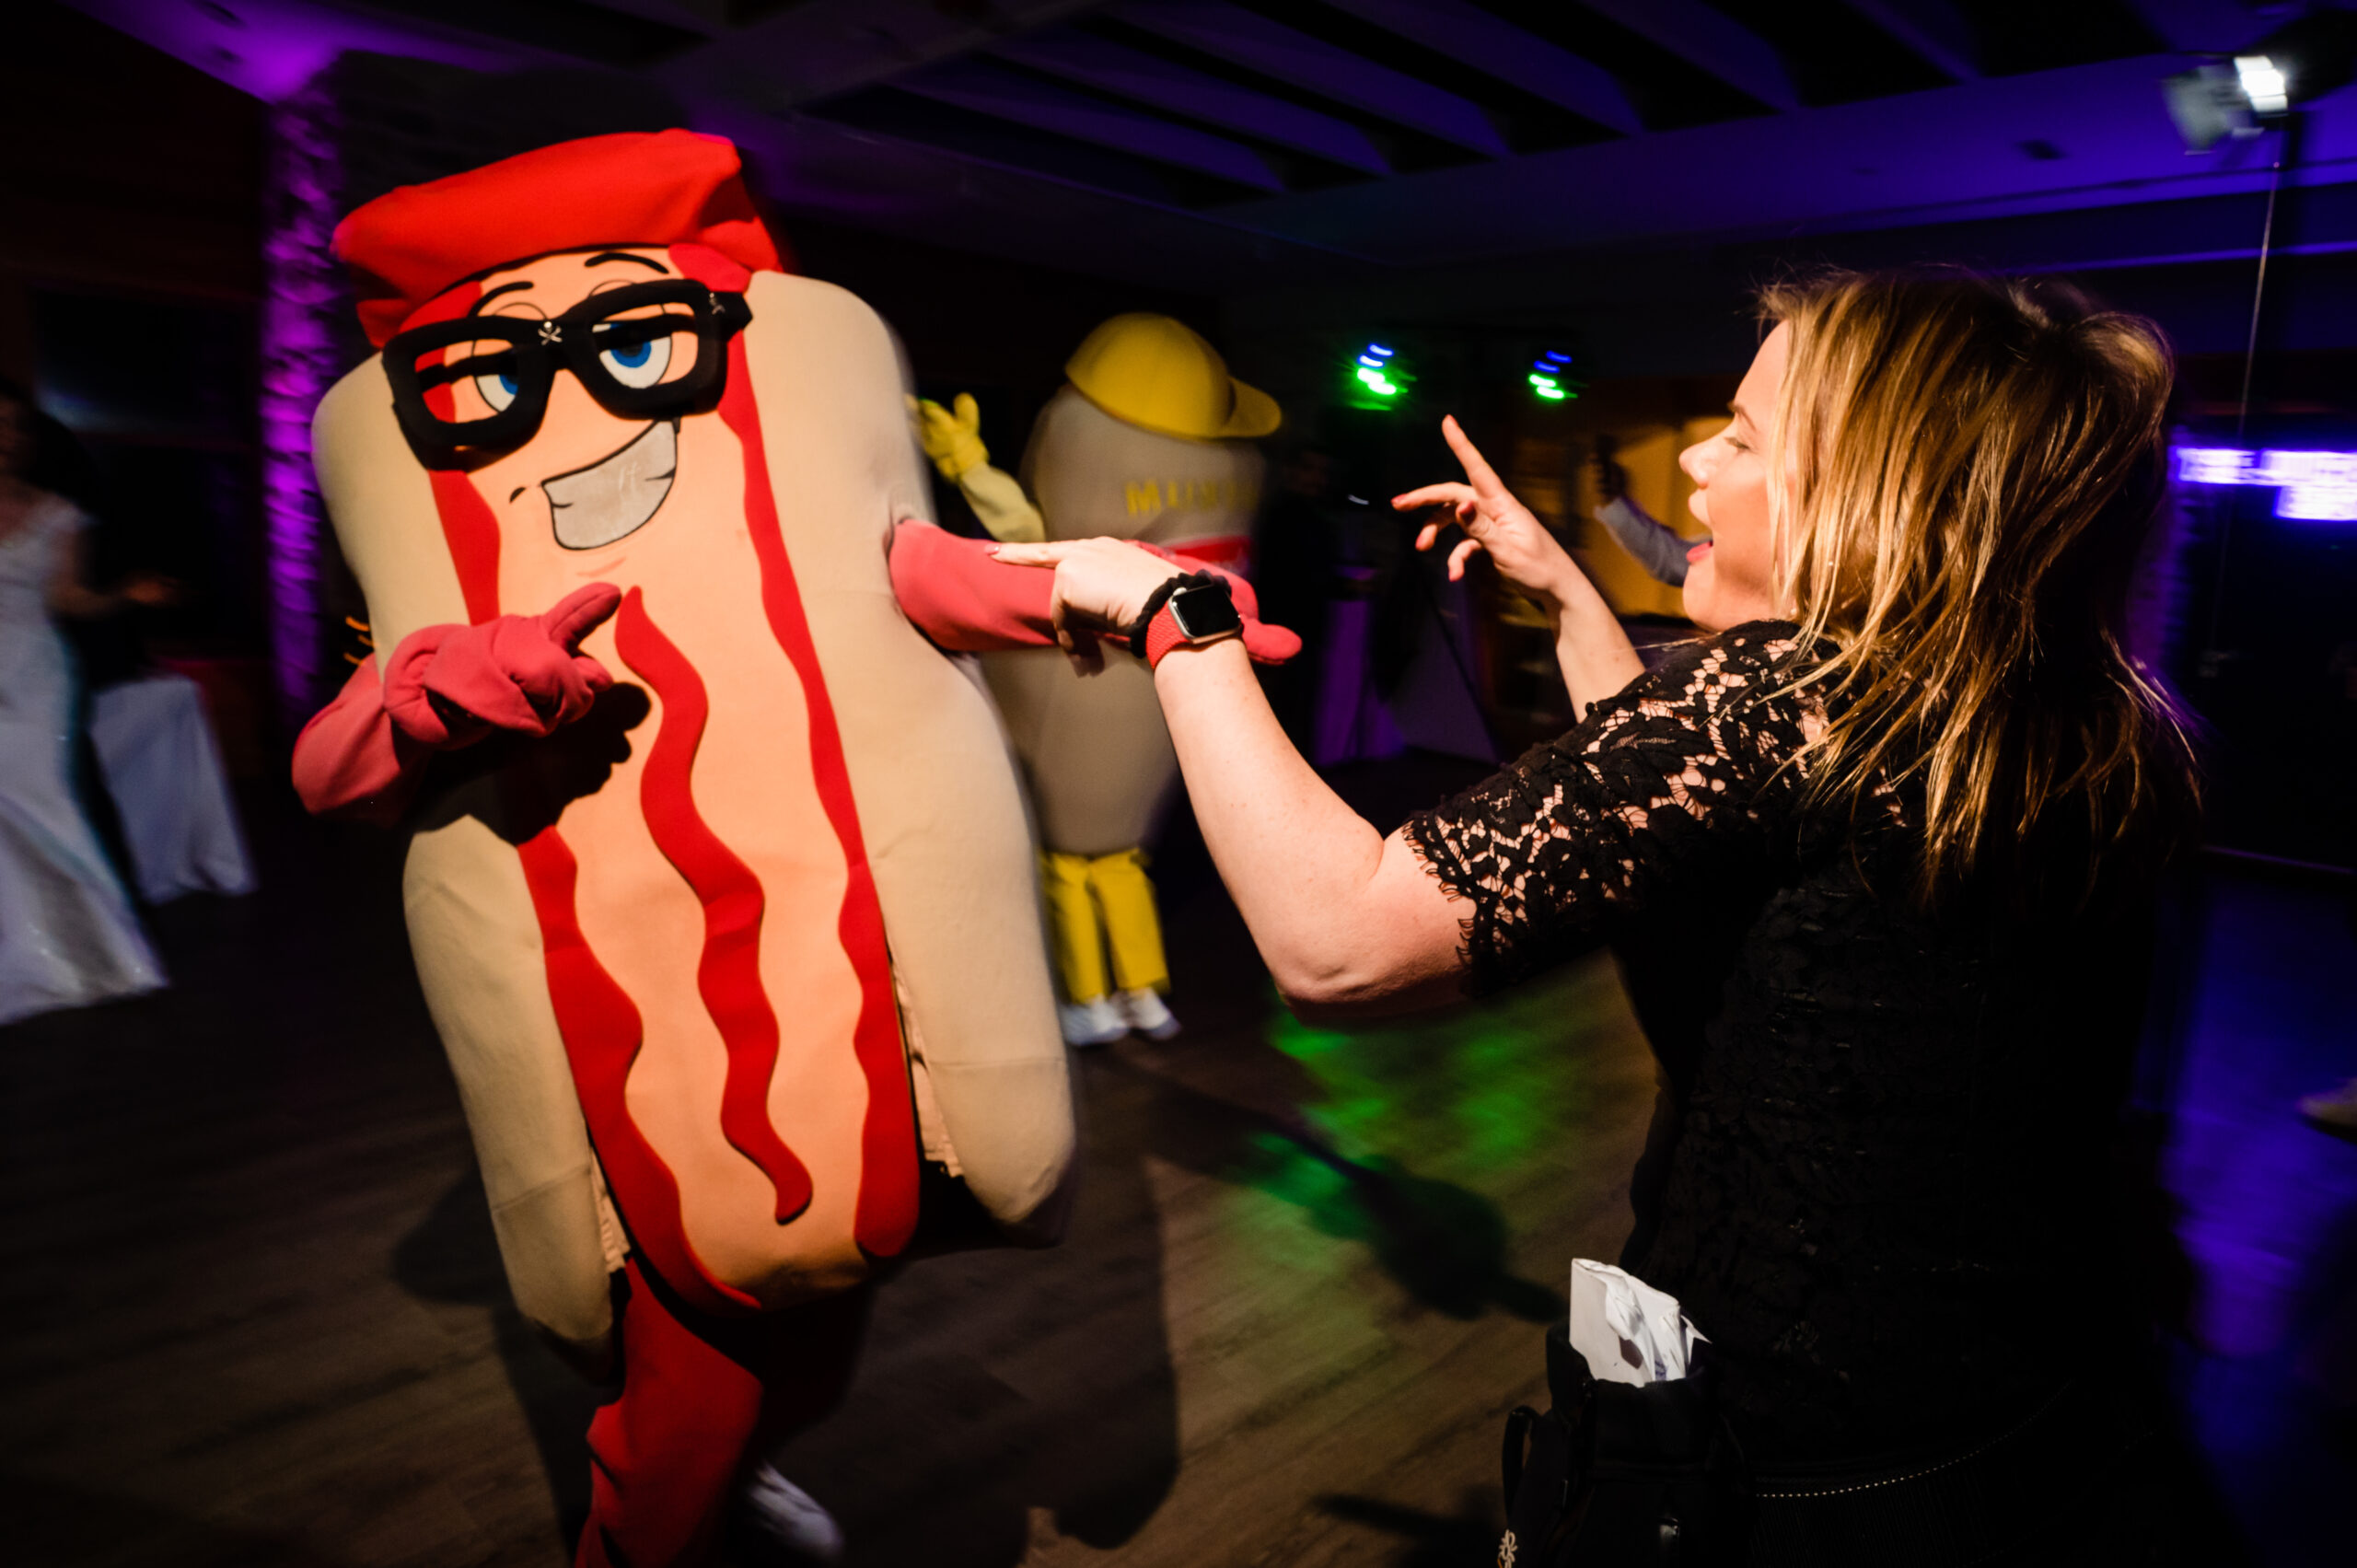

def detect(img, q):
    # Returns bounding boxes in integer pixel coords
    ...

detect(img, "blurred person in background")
[25,403,253,908]
[0,377,168,1024]
[1589,432,1696,587]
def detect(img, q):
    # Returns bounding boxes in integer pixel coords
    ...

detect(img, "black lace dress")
[1404,623,2153,1463]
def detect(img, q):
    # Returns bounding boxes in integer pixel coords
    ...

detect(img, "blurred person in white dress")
[0,377,168,1025]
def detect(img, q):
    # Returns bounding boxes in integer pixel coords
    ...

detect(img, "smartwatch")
[1130,572,1242,668]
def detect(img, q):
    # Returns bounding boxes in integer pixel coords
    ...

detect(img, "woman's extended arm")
[988,535,1470,1016]
[1154,637,1469,1015]
[1396,417,1643,720]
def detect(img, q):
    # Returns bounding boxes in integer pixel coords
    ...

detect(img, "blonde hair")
[1759,268,2198,904]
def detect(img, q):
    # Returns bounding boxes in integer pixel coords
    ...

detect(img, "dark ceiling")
[66,1,2349,292]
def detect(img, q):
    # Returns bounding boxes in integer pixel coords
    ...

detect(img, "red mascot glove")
[1145,542,1303,665]
[382,583,623,747]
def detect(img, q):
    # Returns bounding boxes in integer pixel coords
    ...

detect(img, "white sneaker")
[1116,987,1180,1040]
[739,1462,844,1562]
[1058,994,1129,1047]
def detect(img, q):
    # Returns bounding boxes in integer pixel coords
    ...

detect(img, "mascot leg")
[1088,849,1178,1040]
[578,1259,866,1568]
[1042,851,1125,1046]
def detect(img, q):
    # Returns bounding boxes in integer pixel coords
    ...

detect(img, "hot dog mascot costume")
[913,318,1279,1046]
[290,132,1292,1567]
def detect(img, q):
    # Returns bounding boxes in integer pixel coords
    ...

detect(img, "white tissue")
[1569,1259,1708,1386]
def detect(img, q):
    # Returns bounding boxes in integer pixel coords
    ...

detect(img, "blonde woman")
[998,270,2205,1560]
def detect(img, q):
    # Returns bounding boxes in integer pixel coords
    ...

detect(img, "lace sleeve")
[1402,623,1815,993]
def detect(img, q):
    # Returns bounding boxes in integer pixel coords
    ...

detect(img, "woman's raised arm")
[1395,416,1643,721]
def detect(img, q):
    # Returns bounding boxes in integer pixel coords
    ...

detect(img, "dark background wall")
[14,0,2354,863]
[1,6,267,686]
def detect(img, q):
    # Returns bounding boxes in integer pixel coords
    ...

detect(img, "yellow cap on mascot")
[1064,313,1282,442]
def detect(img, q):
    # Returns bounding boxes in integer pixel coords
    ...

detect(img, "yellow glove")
[908,392,989,481]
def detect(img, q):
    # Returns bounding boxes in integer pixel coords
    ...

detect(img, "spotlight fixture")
[2165,11,2357,150]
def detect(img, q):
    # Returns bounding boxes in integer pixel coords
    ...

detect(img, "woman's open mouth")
[1686,538,1713,564]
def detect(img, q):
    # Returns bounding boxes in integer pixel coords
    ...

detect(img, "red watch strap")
[1144,600,1238,669]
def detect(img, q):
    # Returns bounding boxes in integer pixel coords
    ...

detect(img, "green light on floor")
[1206,967,1627,1319]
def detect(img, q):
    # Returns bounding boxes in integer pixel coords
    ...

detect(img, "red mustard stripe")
[430,470,503,626]
[611,587,815,1226]
[420,368,750,1316]
[404,283,503,624]
[513,827,756,1313]
[691,296,919,1261]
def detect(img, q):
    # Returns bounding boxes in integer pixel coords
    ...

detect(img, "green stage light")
[1344,341,1408,407]
[1527,350,1579,403]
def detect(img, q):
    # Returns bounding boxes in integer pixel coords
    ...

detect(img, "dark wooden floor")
[1,758,1666,1568]
[11,761,2357,1566]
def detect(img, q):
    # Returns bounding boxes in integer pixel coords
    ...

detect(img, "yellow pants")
[1040,848,1168,1004]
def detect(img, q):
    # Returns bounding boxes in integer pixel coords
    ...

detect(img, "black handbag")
[1497,1321,1749,1567]
[1503,1321,2174,1568]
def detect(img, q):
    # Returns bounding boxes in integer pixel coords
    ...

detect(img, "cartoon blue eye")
[600,333,672,389]
[475,368,519,411]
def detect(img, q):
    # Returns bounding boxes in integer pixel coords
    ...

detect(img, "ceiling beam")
[1306,0,1642,136]
[692,98,1376,294]
[992,28,1390,172]
[1839,0,1980,82]
[1222,52,2342,270]
[656,0,1107,113]
[2121,1,2270,53]
[64,0,551,101]
[892,56,1287,190]
[566,0,724,39]
[1112,0,1510,157]
[1578,0,1799,111]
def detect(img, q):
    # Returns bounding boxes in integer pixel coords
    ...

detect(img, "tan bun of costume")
[983,386,1266,855]
[313,273,1073,1361]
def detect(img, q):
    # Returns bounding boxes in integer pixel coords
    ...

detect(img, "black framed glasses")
[382,280,753,468]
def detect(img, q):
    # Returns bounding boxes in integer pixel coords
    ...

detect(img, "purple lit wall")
[259,80,343,731]
[2176,446,2357,521]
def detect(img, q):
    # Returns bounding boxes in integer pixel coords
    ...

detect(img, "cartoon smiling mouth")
[544,420,677,551]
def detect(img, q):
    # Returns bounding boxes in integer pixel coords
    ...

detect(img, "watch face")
[1168,582,1243,640]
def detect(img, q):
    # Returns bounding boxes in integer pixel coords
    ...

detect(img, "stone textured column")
[258,78,344,733]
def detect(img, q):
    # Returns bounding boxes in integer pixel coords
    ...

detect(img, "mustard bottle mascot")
[284,133,1282,1568]
[914,316,1279,1046]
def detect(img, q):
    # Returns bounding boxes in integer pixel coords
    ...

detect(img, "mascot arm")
[290,583,626,824]
[910,392,1045,543]
[291,656,430,825]
[957,462,1047,545]
[888,519,1302,664]
[888,518,1057,651]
